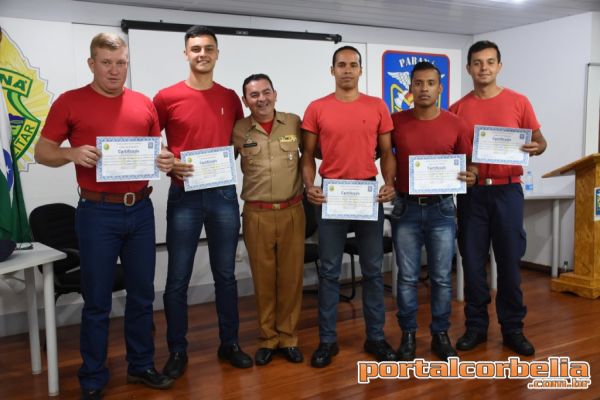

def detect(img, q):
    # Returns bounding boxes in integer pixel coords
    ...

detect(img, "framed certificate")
[322,179,378,221]
[409,154,466,195]
[472,125,532,166]
[96,136,160,182]
[181,145,237,191]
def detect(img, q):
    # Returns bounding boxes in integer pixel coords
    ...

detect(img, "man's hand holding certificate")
[96,136,161,182]
[409,154,467,195]
[322,179,378,221]
[472,125,532,166]
[180,145,237,191]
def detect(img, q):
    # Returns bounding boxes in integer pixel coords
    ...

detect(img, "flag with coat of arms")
[0,86,31,242]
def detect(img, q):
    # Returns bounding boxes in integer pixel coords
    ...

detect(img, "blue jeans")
[76,198,156,390]
[457,184,527,334]
[315,204,386,343]
[390,195,456,334]
[163,184,241,352]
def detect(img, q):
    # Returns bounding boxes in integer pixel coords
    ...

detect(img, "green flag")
[0,87,31,242]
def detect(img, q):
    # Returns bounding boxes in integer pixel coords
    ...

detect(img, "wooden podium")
[544,154,600,298]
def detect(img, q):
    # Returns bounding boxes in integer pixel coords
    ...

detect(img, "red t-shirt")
[449,88,541,180]
[41,85,160,193]
[302,93,393,180]
[258,120,274,135]
[153,81,243,158]
[391,109,472,193]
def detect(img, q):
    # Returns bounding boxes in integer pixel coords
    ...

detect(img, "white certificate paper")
[96,136,160,182]
[472,125,531,166]
[181,146,237,191]
[409,154,466,195]
[322,179,378,221]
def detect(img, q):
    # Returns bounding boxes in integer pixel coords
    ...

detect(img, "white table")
[456,193,574,301]
[0,242,65,396]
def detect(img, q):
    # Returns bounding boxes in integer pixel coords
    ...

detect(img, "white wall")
[592,13,600,63]
[0,0,470,335]
[2,0,595,335]
[475,12,599,268]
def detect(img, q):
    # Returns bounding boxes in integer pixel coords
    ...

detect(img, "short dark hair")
[185,25,218,46]
[242,73,275,97]
[332,46,362,67]
[410,61,441,81]
[467,40,501,65]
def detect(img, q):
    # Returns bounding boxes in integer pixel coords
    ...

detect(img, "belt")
[477,176,521,186]
[80,186,153,206]
[245,195,303,210]
[400,193,452,206]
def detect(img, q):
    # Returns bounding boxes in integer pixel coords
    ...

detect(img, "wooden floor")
[1,269,600,400]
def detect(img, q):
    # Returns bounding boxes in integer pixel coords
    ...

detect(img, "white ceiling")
[75,0,600,35]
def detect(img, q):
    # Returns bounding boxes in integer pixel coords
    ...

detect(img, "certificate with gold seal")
[96,136,160,182]
[472,125,531,166]
[409,154,466,195]
[181,145,237,191]
[322,179,378,221]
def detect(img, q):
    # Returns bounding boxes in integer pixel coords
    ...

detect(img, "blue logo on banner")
[382,51,450,113]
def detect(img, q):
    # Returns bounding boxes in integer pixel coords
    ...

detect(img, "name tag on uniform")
[279,135,297,143]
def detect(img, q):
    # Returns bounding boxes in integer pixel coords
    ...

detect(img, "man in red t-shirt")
[390,61,476,361]
[35,33,174,399]
[301,46,397,368]
[153,26,252,377]
[450,40,547,357]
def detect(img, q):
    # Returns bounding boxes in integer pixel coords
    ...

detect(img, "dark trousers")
[76,198,156,390]
[315,204,386,343]
[163,184,241,352]
[457,183,527,335]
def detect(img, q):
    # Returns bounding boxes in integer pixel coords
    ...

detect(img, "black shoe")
[364,339,397,361]
[280,347,304,363]
[81,388,103,400]
[127,368,174,390]
[503,331,535,356]
[162,351,188,379]
[217,343,253,368]
[456,330,487,351]
[310,342,339,368]
[431,332,458,360]
[396,331,416,361]
[255,348,276,366]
